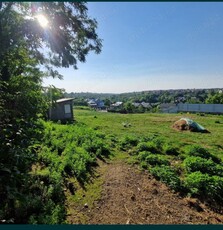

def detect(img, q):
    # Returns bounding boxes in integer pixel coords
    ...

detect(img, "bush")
[183,156,219,175]
[138,151,152,161]
[119,135,139,150]
[150,165,182,191]
[184,145,221,163]
[136,141,158,153]
[83,139,110,157]
[144,154,170,166]
[184,172,210,195]
[30,121,112,224]
[163,144,179,156]
[184,172,223,203]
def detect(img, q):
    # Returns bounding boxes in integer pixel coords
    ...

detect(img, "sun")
[36,14,49,28]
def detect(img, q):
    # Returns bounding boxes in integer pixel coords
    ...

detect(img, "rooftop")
[56,98,74,103]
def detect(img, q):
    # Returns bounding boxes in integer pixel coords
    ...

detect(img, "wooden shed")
[49,98,74,122]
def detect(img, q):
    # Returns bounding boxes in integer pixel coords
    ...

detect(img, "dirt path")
[67,159,223,224]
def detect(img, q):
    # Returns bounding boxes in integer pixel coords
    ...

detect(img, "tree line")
[66,88,223,108]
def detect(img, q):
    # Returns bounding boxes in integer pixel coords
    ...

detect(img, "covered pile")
[173,118,210,133]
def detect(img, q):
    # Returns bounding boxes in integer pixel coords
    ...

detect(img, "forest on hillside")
[65,88,223,106]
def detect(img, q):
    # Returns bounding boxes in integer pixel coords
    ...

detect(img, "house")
[132,102,152,109]
[141,102,152,109]
[49,98,74,122]
[87,98,105,110]
[87,99,97,108]
[132,102,141,107]
[108,101,124,112]
[111,101,123,107]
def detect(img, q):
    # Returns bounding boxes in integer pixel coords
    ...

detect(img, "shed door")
[64,104,71,114]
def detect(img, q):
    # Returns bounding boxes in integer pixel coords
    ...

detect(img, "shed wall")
[49,100,74,121]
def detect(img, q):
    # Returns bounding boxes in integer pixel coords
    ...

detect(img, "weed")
[144,154,170,166]
[30,121,112,223]
[184,145,221,163]
[183,156,218,175]
[119,135,139,150]
[184,172,223,203]
[138,151,153,161]
[163,143,179,156]
[136,141,158,153]
[150,165,182,191]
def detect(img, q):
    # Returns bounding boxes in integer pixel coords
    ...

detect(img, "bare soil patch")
[67,160,223,224]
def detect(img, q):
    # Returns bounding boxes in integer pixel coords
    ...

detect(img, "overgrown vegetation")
[117,132,223,208]
[0,120,111,224]
[73,109,223,210]
[0,2,102,224]
[26,121,111,224]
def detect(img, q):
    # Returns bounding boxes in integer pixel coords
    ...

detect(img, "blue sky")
[43,2,223,93]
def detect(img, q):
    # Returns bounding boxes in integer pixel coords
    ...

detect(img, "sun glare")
[36,14,49,28]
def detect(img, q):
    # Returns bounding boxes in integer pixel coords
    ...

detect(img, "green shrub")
[150,165,182,191]
[83,139,110,157]
[184,172,223,203]
[184,145,221,163]
[138,152,169,168]
[140,161,148,169]
[151,138,165,149]
[138,151,152,161]
[145,154,170,166]
[183,156,217,175]
[136,141,158,153]
[119,135,139,150]
[163,144,179,156]
[31,121,112,224]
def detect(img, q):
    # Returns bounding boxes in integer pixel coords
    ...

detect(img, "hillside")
[65,88,223,106]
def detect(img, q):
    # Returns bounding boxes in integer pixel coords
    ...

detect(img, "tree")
[124,102,134,113]
[104,98,111,107]
[43,86,66,104]
[0,2,102,223]
[0,2,102,77]
[205,91,223,104]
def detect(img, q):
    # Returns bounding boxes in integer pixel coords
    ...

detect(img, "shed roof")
[56,98,74,103]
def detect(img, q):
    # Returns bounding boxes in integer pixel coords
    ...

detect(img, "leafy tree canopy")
[0,2,102,223]
[0,2,102,79]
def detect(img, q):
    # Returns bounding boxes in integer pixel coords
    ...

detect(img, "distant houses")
[87,98,105,110]
[133,102,152,109]
[111,101,123,108]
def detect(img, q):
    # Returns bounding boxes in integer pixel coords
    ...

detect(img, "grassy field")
[72,108,223,209]
[31,108,223,223]
[74,108,223,159]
